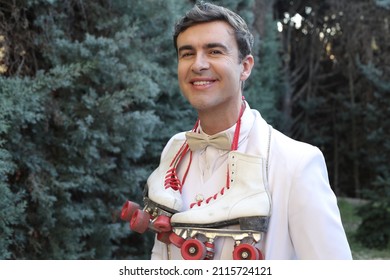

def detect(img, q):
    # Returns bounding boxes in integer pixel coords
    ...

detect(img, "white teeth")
[193,81,212,86]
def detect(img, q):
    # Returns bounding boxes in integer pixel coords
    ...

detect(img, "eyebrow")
[177,45,194,53]
[177,43,229,53]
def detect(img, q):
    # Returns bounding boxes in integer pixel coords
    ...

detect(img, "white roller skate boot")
[121,138,190,243]
[169,151,271,259]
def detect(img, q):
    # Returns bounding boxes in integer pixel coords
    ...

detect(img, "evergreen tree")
[273,0,390,248]
[0,0,190,259]
[0,91,26,259]
[247,6,283,127]
[355,60,390,249]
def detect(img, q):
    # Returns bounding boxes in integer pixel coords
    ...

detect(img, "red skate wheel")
[169,232,186,248]
[153,215,172,232]
[233,243,260,260]
[130,209,150,233]
[157,231,172,244]
[120,201,140,221]
[257,248,265,260]
[181,239,207,260]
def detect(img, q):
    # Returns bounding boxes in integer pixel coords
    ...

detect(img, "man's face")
[176,20,253,114]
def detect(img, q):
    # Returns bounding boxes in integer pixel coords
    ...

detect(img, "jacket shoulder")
[269,128,325,174]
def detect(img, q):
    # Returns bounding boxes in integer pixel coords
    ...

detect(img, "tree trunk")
[253,0,275,38]
[348,53,361,197]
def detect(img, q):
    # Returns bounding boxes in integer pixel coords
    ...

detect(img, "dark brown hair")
[173,2,254,61]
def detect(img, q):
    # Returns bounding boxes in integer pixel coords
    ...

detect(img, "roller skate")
[168,151,271,260]
[121,138,191,244]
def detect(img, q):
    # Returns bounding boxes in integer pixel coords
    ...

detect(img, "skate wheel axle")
[181,239,207,260]
[233,243,263,260]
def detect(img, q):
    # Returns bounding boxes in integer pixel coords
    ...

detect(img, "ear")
[240,55,254,81]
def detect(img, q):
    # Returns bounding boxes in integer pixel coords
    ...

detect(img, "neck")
[198,99,245,135]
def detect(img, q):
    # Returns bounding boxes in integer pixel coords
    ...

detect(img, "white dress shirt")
[150,102,352,259]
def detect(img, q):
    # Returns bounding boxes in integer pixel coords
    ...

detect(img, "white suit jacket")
[151,104,352,260]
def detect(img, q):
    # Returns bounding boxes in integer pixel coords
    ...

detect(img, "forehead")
[177,20,237,48]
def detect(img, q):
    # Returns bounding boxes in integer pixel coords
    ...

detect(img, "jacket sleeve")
[287,147,352,259]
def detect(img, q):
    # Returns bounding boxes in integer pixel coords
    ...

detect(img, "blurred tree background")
[0,0,389,259]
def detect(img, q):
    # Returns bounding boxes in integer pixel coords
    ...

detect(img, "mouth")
[190,78,217,88]
[192,80,214,86]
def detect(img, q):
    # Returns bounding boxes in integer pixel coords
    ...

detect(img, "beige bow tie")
[185,131,231,151]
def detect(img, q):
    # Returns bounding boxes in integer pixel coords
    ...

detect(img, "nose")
[191,53,209,73]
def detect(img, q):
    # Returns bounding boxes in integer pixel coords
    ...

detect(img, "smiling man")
[176,19,253,135]
[129,2,352,260]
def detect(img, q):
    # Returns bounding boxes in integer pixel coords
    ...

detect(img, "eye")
[210,49,223,55]
[180,52,194,58]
